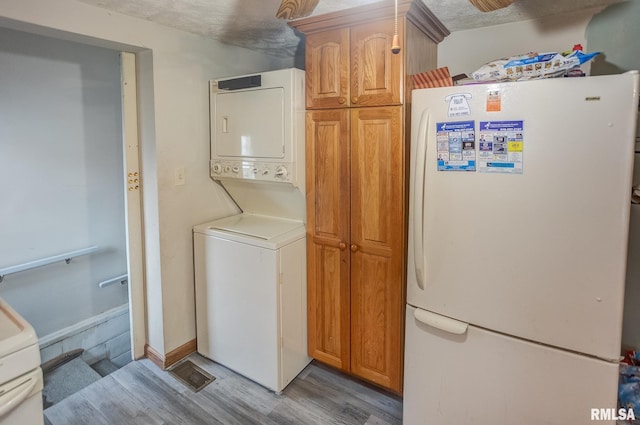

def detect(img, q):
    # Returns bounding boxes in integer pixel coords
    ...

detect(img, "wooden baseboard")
[144,344,165,369]
[165,339,197,368]
[144,339,197,370]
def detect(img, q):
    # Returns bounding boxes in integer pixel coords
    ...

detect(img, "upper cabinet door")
[305,28,350,109]
[350,19,403,107]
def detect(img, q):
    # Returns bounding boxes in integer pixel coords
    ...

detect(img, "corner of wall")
[586,1,640,75]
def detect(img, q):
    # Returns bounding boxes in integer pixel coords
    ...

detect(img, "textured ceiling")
[76,0,624,58]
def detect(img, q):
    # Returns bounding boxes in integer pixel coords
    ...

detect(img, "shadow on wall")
[218,0,303,66]
[586,0,640,75]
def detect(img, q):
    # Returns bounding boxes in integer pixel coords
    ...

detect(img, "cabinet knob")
[338,242,347,250]
[350,244,358,252]
[351,96,359,104]
[338,97,346,105]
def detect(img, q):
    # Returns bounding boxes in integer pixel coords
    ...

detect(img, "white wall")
[586,0,640,75]
[0,27,128,337]
[437,9,600,77]
[0,0,292,355]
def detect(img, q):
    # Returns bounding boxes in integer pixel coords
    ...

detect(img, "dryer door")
[213,87,285,160]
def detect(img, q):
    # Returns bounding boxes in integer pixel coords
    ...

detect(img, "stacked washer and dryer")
[193,68,310,392]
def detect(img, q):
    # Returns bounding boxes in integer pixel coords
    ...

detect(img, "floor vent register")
[168,360,215,392]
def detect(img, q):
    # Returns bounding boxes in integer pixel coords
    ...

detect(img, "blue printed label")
[478,120,524,174]
[436,121,476,172]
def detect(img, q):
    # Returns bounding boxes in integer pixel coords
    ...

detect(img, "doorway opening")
[0,27,145,407]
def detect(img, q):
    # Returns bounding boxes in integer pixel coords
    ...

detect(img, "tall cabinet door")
[306,109,351,370]
[305,29,350,109]
[350,19,404,107]
[350,106,404,392]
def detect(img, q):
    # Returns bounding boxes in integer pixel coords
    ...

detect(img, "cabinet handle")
[350,244,358,252]
[351,96,359,104]
[338,242,347,250]
[338,97,346,104]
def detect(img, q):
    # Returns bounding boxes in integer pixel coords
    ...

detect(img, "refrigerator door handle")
[413,109,429,289]
[414,308,469,335]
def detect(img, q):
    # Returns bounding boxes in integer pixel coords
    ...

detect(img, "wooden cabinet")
[292,0,448,394]
[306,107,403,390]
[305,28,350,109]
[349,106,404,389]
[350,20,403,107]
[305,109,351,370]
[305,19,403,109]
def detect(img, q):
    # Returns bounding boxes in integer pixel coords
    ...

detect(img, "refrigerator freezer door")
[408,73,640,360]
[404,305,619,425]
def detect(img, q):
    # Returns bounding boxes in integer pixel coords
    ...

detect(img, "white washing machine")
[198,68,310,392]
[0,298,43,425]
[193,213,310,392]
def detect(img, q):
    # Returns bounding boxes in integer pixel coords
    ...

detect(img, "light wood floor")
[44,353,403,425]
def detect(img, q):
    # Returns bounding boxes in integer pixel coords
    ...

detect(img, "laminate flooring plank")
[144,355,282,417]
[281,375,371,425]
[46,355,404,425]
[196,367,282,416]
[140,356,281,423]
[193,381,281,425]
[111,361,224,425]
[206,375,281,416]
[304,364,402,422]
[365,414,397,425]
[340,402,373,424]
[290,366,399,422]
[267,396,338,425]
[299,374,401,424]
[73,373,164,425]
[44,391,111,425]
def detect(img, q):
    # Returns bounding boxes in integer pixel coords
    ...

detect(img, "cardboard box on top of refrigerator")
[412,67,453,89]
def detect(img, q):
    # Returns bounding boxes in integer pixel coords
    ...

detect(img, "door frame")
[120,52,146,359]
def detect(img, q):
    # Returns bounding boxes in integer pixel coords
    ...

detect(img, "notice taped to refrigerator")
[436,121,476,171]
[478,121,524,174]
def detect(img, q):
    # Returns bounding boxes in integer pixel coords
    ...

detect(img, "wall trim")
[144,343,165,369]
[144,338,197,370]
[39,304,129,349]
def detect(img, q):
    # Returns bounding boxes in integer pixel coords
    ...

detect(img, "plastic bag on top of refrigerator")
[469,45,600,82]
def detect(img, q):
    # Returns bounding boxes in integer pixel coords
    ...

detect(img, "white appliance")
[195,68,310,393]
[210,68,305,190]
[0,298,43,425]
[404,72,640,424]
[194,215,308,392]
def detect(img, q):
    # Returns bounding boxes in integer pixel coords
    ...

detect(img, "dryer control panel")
[210,160,292,184]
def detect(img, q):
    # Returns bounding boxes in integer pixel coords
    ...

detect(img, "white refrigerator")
[404,72,640,424]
